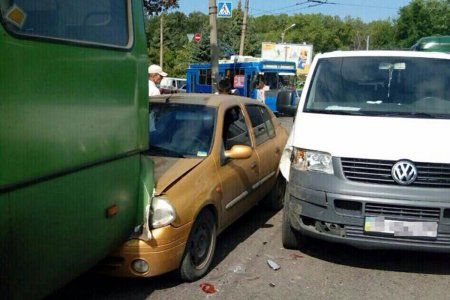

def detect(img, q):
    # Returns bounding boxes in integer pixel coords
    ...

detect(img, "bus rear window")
[0,0,130,47]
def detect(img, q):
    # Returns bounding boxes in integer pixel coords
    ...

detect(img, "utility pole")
[366,35,370,50]
[209,0,219,93]
[159,13,164,68]
[239,0,249,56]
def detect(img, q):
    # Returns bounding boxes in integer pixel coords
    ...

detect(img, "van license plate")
[364,216,437,238]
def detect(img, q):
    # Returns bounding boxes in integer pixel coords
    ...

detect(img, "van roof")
[317,50,450,60]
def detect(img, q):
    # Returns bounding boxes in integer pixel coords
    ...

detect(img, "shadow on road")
[297,237,450,275]
[211,205,279,268]
[47,205,278,300]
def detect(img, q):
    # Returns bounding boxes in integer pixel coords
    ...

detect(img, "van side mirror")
[276,90,297,117]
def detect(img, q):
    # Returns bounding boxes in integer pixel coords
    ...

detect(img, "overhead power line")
[250,0,397,17]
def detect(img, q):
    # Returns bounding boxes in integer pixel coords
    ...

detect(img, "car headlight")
[150,196,176,228]
[292,148,334,174]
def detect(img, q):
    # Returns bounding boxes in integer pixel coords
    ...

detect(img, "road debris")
[199,283,217,294]
[290,253,304,260]
[267,259,280,270]
[269,282,276,287]
[229,264,246,274]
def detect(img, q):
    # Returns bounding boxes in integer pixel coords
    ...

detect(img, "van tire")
[282,193,304,249]
[179,209,216,282]
[262,175,286,211]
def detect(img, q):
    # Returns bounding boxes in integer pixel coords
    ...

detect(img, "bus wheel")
[179,209,216,282]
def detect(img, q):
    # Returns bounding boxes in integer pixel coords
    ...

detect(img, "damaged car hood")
[151,156,204,194]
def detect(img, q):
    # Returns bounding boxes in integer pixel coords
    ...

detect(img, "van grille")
[365,203,440,221]
[346,225,450,246]
[341,158,450,188]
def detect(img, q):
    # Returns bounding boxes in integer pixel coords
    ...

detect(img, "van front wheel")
[282,193,304,249]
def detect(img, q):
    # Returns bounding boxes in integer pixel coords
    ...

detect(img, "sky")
[174,0,412,22]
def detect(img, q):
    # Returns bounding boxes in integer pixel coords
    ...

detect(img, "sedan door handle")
[275,147,281,154]
[250,161,257,169]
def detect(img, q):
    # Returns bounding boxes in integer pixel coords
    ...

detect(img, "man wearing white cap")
[148,64,167,96]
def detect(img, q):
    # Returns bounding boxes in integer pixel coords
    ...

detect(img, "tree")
[143,0,179,15]
[367,20,396,49]
[395,0,450,48]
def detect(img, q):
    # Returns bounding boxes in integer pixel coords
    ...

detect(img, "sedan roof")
[149,93,259,107]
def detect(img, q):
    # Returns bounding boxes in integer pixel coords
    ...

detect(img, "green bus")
[411,35,450,53]
[0,1,153,299]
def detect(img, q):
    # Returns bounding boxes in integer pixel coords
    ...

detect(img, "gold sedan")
[99,94,288,281]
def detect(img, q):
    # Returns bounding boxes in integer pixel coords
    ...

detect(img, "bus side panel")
[0,155,139,300]
[0,1,149,298]
[0,31,147,188]
[0,193,11,299]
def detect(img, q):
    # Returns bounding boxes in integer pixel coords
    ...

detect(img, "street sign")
[187,33,194,42]
[194,33,201,42]
[217,2,232,18]
[233,75,245,88]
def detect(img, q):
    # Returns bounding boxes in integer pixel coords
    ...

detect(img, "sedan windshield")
[148,103,216,157]
[304,56,450,119]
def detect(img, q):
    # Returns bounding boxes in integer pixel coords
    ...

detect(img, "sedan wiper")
[147,145,185,158]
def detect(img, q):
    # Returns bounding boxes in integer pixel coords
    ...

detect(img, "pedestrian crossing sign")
[217,2,232,18]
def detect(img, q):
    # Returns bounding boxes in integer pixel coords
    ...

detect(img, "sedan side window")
[246,105,275,145]
[222,107,251,150]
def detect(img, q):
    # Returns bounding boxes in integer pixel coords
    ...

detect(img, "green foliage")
[144,0,448,77]
[395,0,450,48]
[143,0,179,15]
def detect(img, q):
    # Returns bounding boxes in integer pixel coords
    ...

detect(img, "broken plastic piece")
[229,264,246,274]
[269,282,276,287]
[267,259,280,270]
[199,283,217,294]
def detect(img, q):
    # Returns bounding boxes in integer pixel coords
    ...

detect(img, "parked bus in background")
[186,56,298,112]
[411,35,450,53]
[0,1,153,299]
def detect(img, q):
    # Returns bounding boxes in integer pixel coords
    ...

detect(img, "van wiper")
[380,112,436,119]
[147,145,185,157]
[308,109,365,116]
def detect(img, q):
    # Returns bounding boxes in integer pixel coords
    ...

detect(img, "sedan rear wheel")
[262,175,286,211]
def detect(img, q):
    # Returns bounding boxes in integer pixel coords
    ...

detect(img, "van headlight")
[150,196,176,228]
[292,148,334,174]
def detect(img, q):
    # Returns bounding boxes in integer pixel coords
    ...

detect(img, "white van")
[160,77,186,94]
[279,50,450,252]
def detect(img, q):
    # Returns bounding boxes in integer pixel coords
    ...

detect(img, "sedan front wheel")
[179,209,216,282]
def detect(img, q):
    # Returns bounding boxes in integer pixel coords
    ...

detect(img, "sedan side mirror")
[224,145,253,159]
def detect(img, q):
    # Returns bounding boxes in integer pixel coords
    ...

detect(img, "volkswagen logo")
[391,160,417,185]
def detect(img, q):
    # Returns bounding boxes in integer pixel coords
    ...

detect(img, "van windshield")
[304,56,450,119]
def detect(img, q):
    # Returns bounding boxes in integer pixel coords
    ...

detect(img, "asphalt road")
[47,117,450,300]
